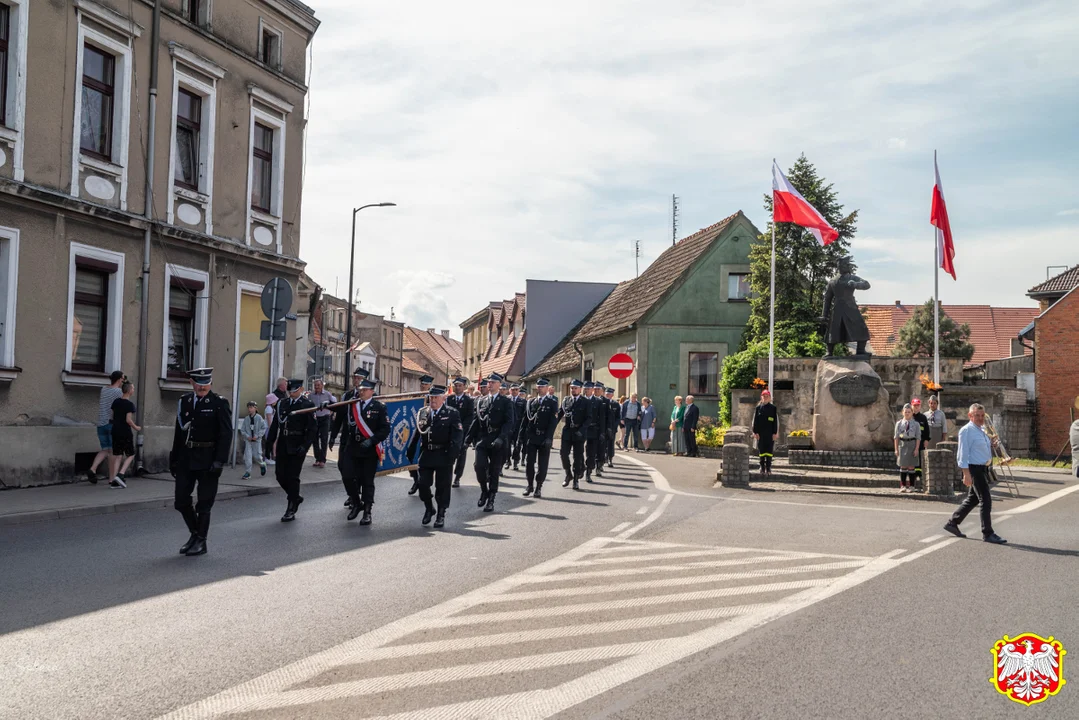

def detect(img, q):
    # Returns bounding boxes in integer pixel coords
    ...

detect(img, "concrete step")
[785,464,904,475]
[761,470,915,490]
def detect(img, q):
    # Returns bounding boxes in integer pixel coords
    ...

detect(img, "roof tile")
[1027,264,1079,296]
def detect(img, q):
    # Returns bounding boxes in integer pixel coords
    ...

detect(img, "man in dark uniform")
[507,384,528,472]
[497,384,514,476]
[407,374,436,496]
[520,378,559,497]
[415,384,464,528]
[330,368,368,511]
[447,377,475,488]
[910,397,931,489]
[604,387,620,467]
[471,373,513,512]
[558,379,589,490]
[820,257,872,357]
[170,368,232,556]
[267,379,317,522]
[345,377,391,525]
[586,382,607,482]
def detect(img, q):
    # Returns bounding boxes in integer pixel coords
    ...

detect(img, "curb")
[712,481,963,504]
[0,478,349,528]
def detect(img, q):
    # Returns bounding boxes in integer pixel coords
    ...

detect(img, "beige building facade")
[0,0,319,486]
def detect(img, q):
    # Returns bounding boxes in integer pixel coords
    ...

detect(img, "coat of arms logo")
[991,633,1066,706]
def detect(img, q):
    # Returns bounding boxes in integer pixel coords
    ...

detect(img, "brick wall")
[1035,289,1079,455]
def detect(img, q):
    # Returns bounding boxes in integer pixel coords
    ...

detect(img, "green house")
[525,211,759,447]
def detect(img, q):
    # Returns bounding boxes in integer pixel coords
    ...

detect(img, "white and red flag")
[772,160,839,246]
[931,151,956,280]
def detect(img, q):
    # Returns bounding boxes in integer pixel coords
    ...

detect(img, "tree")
[744,155,860,352]
[892,299,975,361]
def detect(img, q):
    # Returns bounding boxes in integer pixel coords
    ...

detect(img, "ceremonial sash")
[351,402,384,464]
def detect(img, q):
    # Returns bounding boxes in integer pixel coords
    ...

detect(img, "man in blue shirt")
[944,403,1006,544]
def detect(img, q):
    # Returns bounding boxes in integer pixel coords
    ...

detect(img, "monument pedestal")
[811,358,894,451]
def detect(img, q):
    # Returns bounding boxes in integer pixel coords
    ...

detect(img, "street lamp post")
[345,203,396,380]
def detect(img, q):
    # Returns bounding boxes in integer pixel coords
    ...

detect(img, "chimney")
[441,330,450,339]
[895,300,901,307]
[427,327,436,333]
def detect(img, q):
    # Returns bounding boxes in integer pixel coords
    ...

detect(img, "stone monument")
[819,257,871,358]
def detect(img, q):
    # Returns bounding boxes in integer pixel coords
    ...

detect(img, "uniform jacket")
[588,395,607,439]
[170,391,233,472]
[683,404,700,432]
[520,394,559,447]
[911,411,931,444]
[447,392,476,445]
[511,395,527,433]
[822,273,871,344]
[558,394,590,439]
[268,395,317,456]
[418,405,464,469]
[607,400,622,437]
[330,387,360,447]
[471,393,513,449]
[349,398,391,457]
[752,403,778,437]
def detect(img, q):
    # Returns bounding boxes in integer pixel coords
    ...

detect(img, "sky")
[298,0,1079,338]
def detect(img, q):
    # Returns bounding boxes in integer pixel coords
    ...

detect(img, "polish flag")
[931,152,956,280]
[772,160,839,246]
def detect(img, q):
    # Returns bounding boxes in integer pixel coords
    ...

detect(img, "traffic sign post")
[608,353,635,379]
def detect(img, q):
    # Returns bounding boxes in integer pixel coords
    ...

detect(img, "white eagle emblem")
[996,639,1061,703]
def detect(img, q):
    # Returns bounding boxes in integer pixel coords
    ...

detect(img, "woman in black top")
[752,389,779,476]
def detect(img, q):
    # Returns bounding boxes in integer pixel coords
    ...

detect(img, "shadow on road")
[999,542,1079,558]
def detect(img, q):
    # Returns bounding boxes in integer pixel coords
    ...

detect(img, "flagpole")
[768,215,776,393]
[933,151,941,389]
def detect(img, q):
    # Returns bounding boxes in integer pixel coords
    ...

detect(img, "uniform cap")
[604,387,615,394]
[488,372,505,383]
[570,379,583,388]
[536,378,550,387]
[287,378,304,392]
[478,379,489,388]
[419,374,435,384]
[453,376,468,385]
[187,367,214,385]
[358,379,377,389]
[428,384,447,396]
[352,367,370,378]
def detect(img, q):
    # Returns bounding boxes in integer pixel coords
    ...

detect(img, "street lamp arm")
[344,202,396,381]
[354,202,397,214]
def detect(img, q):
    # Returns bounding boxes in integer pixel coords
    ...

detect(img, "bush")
[696,425,728,448]
[719,339,769,424]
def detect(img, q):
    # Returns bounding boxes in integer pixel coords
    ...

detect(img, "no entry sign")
[608,353,635,379]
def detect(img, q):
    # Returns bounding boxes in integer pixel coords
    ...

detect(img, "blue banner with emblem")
[375,394,425,476]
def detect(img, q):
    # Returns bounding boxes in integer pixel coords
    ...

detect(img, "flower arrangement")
[919,373,942,392]
[788,430,811,437]
[750,377,768,390]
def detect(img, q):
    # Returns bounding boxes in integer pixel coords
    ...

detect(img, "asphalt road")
[1,454,1076,719]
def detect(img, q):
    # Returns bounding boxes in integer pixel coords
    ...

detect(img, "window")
[250,122,273,211]
[80,45,115,160]
[382,328,387,347]
[0,225,19,370]
[186,0,201,24]
[728,272,750,301]
[688,352,719,396]
[174,88,201,189]
[72,263,111,372]
[0,3,9,126]
[259,22,282,69]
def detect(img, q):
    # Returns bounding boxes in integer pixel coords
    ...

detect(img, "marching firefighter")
[471,373,513,512]
[345,376,391,525]
[414,384,464,528]
[267,379,317,522]
[519,378,559,497]
[447,377,475,488]
[558,379,589,489]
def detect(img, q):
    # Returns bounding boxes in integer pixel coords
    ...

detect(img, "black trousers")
[454,445,469,481]
[587,435,604,471]
[418,465,452,509]
[525,442,552,486]
[344,452,380,507]
[684,427,698,457]
[757,435,775,471]
[174,468,220,514]
[607,432,616,462]
[950,464,995,537]
[510,430,524,467]
[474,443,501,494]
[274,452,305,501]
[561,432,585,479]
[314,416,331,463]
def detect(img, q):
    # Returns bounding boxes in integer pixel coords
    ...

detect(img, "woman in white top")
[925,394,948,448]
[894,403,920,493]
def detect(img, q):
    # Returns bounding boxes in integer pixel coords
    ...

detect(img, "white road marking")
[648,494,658,502]
[895,538,959,564]
[518,553,846,582]
[920,534,945,543]
[1000,482,1079,515]
[615,493,673,540]
[609,522,632,533]
[635,506,648,515]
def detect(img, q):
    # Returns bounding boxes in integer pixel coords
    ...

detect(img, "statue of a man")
[820,257,871,357]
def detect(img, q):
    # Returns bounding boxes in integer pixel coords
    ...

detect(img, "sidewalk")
[0,453,392,527]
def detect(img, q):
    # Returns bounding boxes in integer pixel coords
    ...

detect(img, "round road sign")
[260,277,294,321]
[608,353,635,379]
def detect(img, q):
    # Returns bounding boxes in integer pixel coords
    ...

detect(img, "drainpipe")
[573,342,584,379]
[135,0,162,474]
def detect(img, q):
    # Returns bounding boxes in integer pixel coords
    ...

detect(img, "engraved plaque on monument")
[828,374,881,407]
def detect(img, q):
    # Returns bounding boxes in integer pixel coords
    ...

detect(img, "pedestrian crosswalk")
[161,536,899,719]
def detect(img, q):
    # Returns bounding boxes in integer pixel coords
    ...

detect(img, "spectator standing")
[107,382,140,488]
[683,395,700,458]
[639,397,656,452]
[263,393,278,465]
[669,396,686,455]
[273,377,288,402]
[240,401,268,479]
[925,394,948,448]
[943,403,1007,544]
[894,403,920,493]
[621,393,642,450]
[1071,418,1079,478]
[909,397,931,486]
[87,370,125,483]
[752,390,779,476]
[309,379,336,468]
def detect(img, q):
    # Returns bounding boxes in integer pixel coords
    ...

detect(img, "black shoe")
[607,462,614,469]
[347,498,362,521]
[281,499,298,522]
[452,479,461,488]
[484,494,495,512]
[586,474,594,483]
[983,533,1007,544]
[513,465,519,472]
[422,505,436,525]
[179,534,198,555]
[86,469,99,484]
[595,469,603,477]
[433,510,446,528]
[523,484,534,497]
[573,479,580,491]
[477,492,488,508]
[942,522,966,538]
[408,482,419,496]
[562,475,571,488]
[533,485,543,499]
[344,498,352,507]
[185,537,207,556]
[359,505,373,525]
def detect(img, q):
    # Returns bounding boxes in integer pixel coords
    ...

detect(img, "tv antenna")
[671,194,680,246]
[634,239,641,277]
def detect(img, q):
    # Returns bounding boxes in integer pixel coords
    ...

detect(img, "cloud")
[1057,209,1079,216]
[299,0,1079,335]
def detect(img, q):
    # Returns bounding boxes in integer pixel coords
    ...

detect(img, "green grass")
[1004,458,1072,469]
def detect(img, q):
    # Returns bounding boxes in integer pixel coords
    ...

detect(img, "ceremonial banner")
[374,393,425,476]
